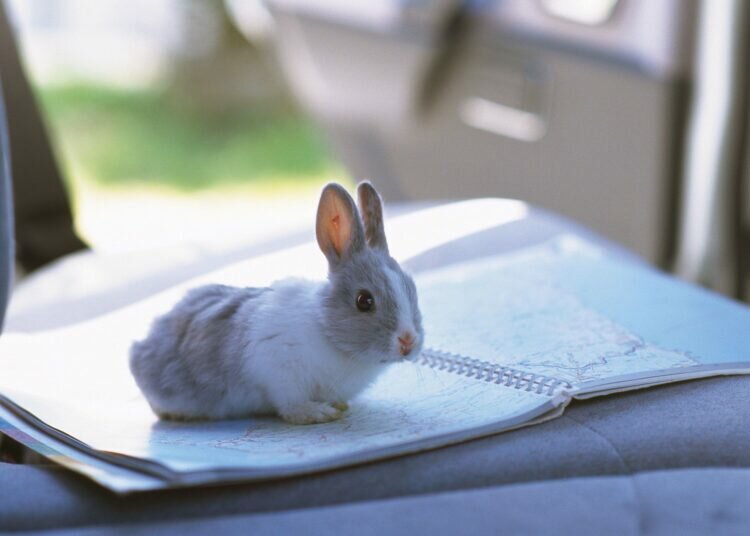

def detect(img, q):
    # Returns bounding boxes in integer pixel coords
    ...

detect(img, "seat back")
[0,78,13,333]
[0,1,86,273]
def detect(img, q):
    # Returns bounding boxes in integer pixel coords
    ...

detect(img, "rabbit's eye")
[355,290,375,312]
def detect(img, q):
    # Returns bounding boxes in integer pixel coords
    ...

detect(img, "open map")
[417,236,700,385]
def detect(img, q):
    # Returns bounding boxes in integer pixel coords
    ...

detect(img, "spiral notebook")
[1,234,750,492]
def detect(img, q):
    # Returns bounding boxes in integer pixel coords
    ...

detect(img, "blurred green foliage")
[38,84,339,190]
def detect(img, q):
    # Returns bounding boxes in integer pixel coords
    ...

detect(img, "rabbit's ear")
[357,181,388,253]
[316,183,365,266]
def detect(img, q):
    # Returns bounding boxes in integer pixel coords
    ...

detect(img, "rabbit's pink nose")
[398,332,415,356]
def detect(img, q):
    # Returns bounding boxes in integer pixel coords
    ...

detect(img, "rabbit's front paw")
[157,411,208,422]
[280,402,344,425]
[330,401,349,412]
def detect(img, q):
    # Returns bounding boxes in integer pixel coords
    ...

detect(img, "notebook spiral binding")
[413,349,573,397]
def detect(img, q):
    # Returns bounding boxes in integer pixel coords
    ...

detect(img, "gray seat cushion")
[11,467,750,535]
[2,203,745,532]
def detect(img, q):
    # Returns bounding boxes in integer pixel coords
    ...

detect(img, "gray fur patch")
[321,247,423,360]
[129,285,268,417]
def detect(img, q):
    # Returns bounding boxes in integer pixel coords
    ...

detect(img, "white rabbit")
[129,182,423,424]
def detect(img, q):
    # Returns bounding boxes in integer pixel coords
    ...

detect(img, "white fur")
[384,264,417,350]
[211,279,384,424]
